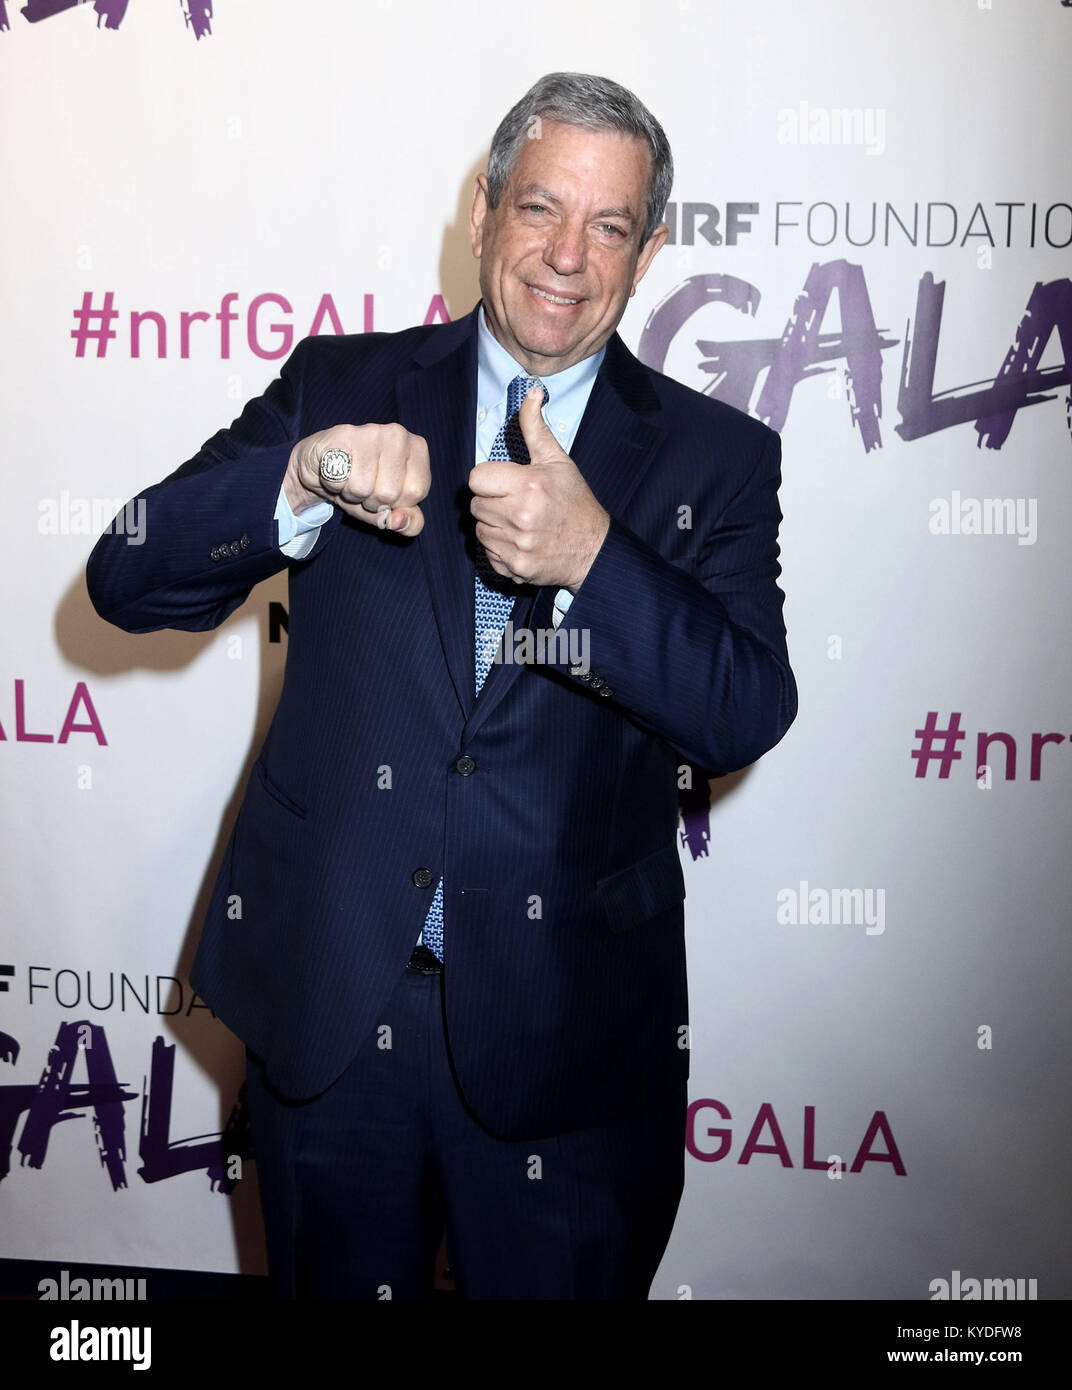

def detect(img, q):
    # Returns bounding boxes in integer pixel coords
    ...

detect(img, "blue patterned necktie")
[474,373,546,691]
[421,372,546,962]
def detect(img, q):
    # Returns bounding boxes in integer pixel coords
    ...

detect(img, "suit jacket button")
[229,540,241,556]
[599,686,614,697]
[412,867,434,889]
[454,754,477,777]
[210,546,221,561]
[239,534,251,550]
[589,675,605,689]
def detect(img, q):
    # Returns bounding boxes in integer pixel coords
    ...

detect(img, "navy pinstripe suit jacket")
[87,304,797,1140]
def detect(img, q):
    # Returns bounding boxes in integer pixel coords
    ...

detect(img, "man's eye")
[597,224,626,237]
[522,203,548,214]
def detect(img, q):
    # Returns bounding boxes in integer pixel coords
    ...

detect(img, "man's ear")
[631,222,669,293]
[470,174,490,259]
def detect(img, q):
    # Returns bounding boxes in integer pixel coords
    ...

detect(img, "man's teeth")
[530,286,579,305]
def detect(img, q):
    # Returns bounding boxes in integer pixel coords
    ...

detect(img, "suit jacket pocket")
[226,759,310,963]
[252,759,307,819]
[597,843,686,933]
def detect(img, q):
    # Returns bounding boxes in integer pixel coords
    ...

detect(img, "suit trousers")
[244,956,687,1300]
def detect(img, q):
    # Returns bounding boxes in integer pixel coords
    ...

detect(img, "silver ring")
[318,447,351,485]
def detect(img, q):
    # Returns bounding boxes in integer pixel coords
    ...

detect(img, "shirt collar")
[477,303,605,424]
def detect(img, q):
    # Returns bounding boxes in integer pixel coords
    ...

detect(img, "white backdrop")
[1,0,1069,1300]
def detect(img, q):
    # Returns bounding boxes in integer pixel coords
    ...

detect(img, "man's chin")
[509,322,595,371]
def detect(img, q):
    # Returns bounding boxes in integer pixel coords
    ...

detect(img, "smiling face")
[470,119,668,376]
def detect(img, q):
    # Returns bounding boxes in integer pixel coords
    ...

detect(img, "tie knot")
[507,373,547,416]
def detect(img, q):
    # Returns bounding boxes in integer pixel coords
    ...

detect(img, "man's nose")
[543,222,585,276]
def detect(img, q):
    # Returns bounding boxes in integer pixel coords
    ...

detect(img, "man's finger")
[341,500,424,536]
[469,496,511,527]
[347,501,392,526]
[469,461,521,496]
[476,525,523,582]
[388,504,424,537]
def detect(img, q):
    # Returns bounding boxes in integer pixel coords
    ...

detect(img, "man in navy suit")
[87,72,796,1299]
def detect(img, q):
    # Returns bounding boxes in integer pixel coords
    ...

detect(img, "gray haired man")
[88,71,796,1300]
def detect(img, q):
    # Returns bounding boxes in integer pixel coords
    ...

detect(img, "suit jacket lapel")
[395,311,480,721]
[566,330,665,519]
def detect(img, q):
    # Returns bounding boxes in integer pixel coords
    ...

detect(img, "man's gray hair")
[486,72,673,245]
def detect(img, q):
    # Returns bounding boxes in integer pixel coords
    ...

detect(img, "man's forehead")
[505,123,651,212]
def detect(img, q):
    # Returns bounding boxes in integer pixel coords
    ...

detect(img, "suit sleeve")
[86,337,342,634]
[553,428,797,775]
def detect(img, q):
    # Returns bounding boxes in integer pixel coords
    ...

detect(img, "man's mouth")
[527,284,583,306]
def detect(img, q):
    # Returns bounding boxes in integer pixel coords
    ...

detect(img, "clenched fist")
[284,422,430,537]
[469,385,610,590]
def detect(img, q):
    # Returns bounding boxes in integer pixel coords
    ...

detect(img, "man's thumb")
[518,384,560,460]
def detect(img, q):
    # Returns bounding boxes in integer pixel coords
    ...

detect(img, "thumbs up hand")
[468,385,610,590]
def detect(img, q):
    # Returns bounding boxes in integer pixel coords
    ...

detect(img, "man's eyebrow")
[515,185,637,222]
[515,184,563,206]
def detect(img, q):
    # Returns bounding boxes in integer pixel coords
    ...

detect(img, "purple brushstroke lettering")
[1,1026,246,1190]
[0,1087,37,1182]
[181,0,212,40]
[638,273,762,412]
[16,1021,134,1190]
[975,280,1072,448]
[93,0,128,27]
[678,774,711,862]
[21,0,81,21]
[754,260,888,450]
[896,274,1072,446]
[10,0,209,34]
[638,266,898,452]
[138,1035,249,1190]
[21,0,127,27]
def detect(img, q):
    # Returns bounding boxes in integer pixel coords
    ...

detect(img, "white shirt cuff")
[275,484,333,559]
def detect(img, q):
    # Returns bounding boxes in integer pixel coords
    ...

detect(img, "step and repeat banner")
[1,0,1069,1300]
